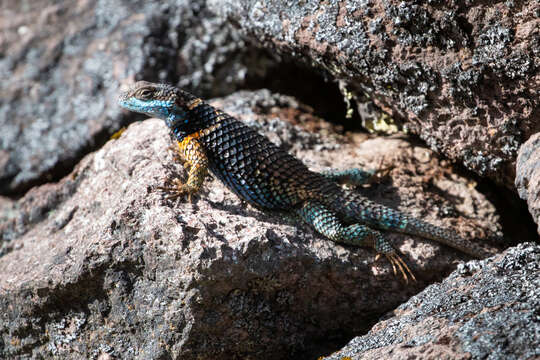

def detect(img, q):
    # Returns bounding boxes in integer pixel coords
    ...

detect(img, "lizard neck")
[166,109,189,140]
[166,101,214,141]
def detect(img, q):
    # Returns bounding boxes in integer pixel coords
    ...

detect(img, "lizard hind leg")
[321,168,377,186]
[296,201,416,283]
[321,160,393,187]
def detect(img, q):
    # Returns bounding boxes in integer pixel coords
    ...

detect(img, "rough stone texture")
[515,132,540,235]
[0,90,502,359]
[0,0,277,194]
[210,0,540,187]
[323,242,540,360]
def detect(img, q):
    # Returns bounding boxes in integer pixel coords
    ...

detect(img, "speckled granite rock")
[210,0,540,187]
[516,132,540,235]
[0,0,276,194]
[323,243,540,360]
[0,90,502,359]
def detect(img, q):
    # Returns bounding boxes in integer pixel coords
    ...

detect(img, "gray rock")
[516,132,540,235]
[209,0,540,188]
[323,243,540,360]
[0,90,502,359]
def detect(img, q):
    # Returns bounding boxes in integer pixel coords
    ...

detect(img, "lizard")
[118,81,493,282]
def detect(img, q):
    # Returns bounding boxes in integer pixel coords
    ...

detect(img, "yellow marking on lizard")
[187,98,202,110]
[110,127,126,140]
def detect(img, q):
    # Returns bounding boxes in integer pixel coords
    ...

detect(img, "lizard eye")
[137,89,154,100]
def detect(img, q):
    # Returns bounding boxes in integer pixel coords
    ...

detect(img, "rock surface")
[0,0,277,194]
[516,132,540,235]
[210,0,540,187]
[0,90,502,359]
[323,243,540,360]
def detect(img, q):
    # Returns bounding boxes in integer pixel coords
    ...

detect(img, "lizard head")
[118,81,197,121]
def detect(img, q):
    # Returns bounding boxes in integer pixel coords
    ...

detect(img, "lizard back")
[173,102,340,210]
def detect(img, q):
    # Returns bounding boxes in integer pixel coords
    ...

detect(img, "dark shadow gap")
[243,57,364,132]
[399,134,538,245]
[474,175,538,244]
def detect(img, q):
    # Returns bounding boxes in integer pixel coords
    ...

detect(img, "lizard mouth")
[117,97,141,113]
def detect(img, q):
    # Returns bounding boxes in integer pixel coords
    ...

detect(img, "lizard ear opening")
[174,96,187,109]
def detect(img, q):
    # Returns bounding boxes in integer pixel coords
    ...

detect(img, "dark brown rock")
[0,90,502,359]
[323,243,540,360]
[210,0,540,188]
[0,0,277,194]
[516,132,540,235]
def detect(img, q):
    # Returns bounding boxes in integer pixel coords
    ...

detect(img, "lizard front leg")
[161,132,208,201]
[296,200,416,283]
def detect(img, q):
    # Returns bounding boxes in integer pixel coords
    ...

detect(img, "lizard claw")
[366,157,394,185]
[376,251,416,283]
[376,165,394,179]
[385,252,416,283]
[158,178,197,203]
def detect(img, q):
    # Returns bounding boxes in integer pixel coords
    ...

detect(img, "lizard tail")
[398,216,491,258]
[333,192,492,258]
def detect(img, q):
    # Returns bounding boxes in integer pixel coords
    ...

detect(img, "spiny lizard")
[118,81,493,282]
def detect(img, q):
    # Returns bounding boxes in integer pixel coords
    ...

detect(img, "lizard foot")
[365,157,394,185]
[375,252,416,283]
[158,178,198,203]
